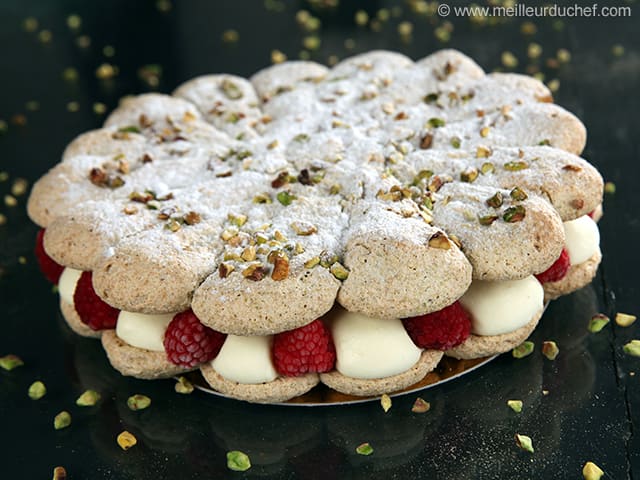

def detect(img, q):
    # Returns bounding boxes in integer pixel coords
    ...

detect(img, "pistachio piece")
[218,263,235,279]
[623,340,640,357]
[175,376,194,394]
[355,443,374,456]
[604,181,616,195]
[330,262,349,280]
[420,133,433,149]
[274,230,287,242]
[460,167,478,183]
[542,341,559,360]
[450,136,461,148]
[117,431,137,450]
[242,263,267,281]
[507,400,523,413]
[413,169,434,185]
[227,450,251,471]
[582,461,604,480]
[615,312,636,327]
[0,354,23,371]
[503,205,526,223]
[291,221,317,236]
[428,232,451,249]
[411,397,431,413]
[480,126,490,137]
[220,227,239,241]
[515,434,534,453]
[319,251,338,268]
[476,146,492,158]
[480,162,494,174]
[486,192,503,208]
[423,93,439,104]
[562,164,582,172]
[510,187,528,201]
[512,341,534,358]
[253,193,272,204]
[54,411,72,430]
[588,313,610,333]
[277,191,296,206]
[271,255,290,281]
[479,214,499,226]
[52,466,67,480]
[241,246,257,262]
[293,133,309,143]
[127,394,151,411]
[380,394,392,412]
[183,211,201,225]
[304,256,320,269]
[220,79,243,100]
[427,117,445,128]
[28,381,47,400]
[76,389,101,406]
[504,161,529,171]
[165,218,181,232]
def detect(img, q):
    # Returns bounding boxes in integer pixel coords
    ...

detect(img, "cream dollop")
[211,335,279,384]
[328,307,422,379]
[58,267,83,306]
[115,311,175,351]
[563,215,600,265]
[460,276,543,336]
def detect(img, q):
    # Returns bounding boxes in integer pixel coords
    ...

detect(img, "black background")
[0,1,638,478]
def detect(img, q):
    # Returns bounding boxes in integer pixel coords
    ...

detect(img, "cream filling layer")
[564,215,600,265]
[211,335,279,384]
[58,267,82,306]
[460,276,543,336]
[115,311,174,352]
[328,307,422,380]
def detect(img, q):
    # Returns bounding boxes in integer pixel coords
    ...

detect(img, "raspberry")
[163,310,226,368]
[535,248,570,283]
[73,271,119,331]
[272,319,336,376]
[35,229,64,284]
[402,301,471,350]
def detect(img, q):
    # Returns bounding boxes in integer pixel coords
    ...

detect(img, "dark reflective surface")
[1,1,638,478]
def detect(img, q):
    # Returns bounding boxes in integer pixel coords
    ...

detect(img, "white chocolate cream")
[563,215,600,265]
[328,307,422,380]
[212,335,278,384]
[460,276,543,336]
[58,267,83,306]
[115,311,175,352]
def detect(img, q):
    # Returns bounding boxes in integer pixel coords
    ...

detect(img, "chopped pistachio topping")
[623,340,640,357]
[538,139,551,146]
[242,263,267,281]
[604,181,616,195]
[479,214,499,226]
[412,397,431,413]
[503,205,526,223]
[450,136,461,149]
[512,341,534,358]
[486,192,504,208]
[460,167,478,183]
[420,133,433,149]
[480,162,494,174]
[542,341,559,360]
[582,461,604,480]
[588,314,610,333]
[117,431,137,450]
[476,146,492,158]
[220,79,243,100]
[271,254,290,281]
[413,169,434,186]
[218,263,235,278]
[241,246,257,262]
[330,262,349,280]
[253,193,272,204]
[76,389,101,407]
[54,411,72,430]
[304,256,320,269]
[276,191,296,206]
[175,376,194,394]
[510,187,528,201]
[380,394,392,412]
[228,213,247,227]
[507,400,523,413]
[515,434,534,453]
[291,221,317,236]
[227,450,251,471]
[355,442,374,456]
[0,354,24,371]
[127,394,152,411]
[428,232,451,250]
[427,117,445,129]
[480,126,490,137]
[293,133,309,143]
[504,161,529,171]
[28,381,47,400]
[615,312,636,327]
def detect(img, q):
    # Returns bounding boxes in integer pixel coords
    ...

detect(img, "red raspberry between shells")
[402,301,472,350]
[73,271,119,331]
[535,248,570,284]
[163,310,226,368]
[272,319,336,376]
[35,229,64,284]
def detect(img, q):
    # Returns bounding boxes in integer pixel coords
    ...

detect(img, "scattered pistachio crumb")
[507,400,523,413]
[356,442,374,455]
[582,461,604,480]
[117,430,137,450]
[37,30,53,43]
[5,194,17,207]
[18,256,27,265]
[28,381,47,400]
[557,48,571,63]
[623,340,640,357]
[23,17,39,32]
[542,341,559,360]
[527,43,542,59]
[354,10,369,26]
[76,389,101,406]
[501,51,518,68]
[96,63,118,80]
[515,434,534,453]
[412,397,430,413]
[93,102,107,115]
[329,262,349,280]
[175,376,194,394]
[11,178,29,196]
[615,312,636,327]
[604,181,616,194]
[52,466,67,480]
[380,394,392,412]
[54,411,72,430]
[0,354,24,371]
[271,49,287,64]
[512,341,534,359]
[66,14,82,30]
[397,21,413,37]
[227,450,251,471]
[588,313,610,333]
